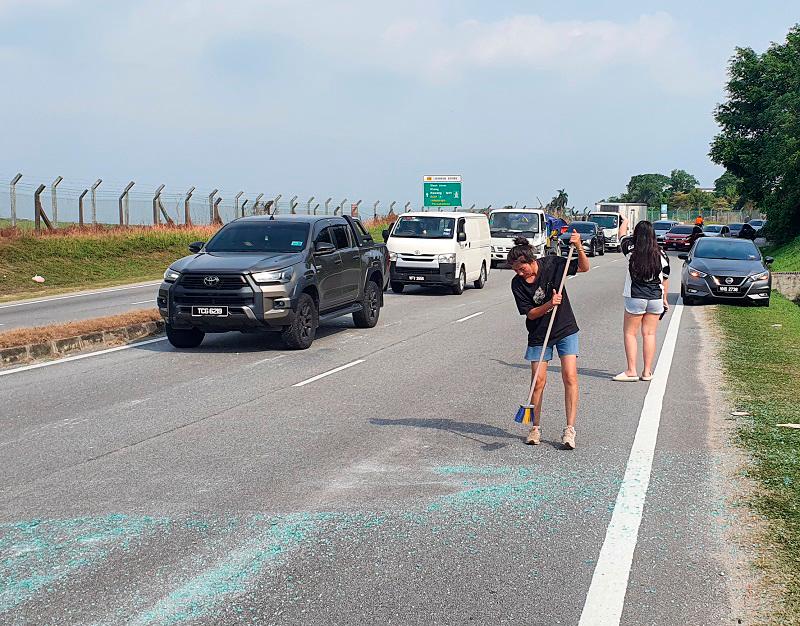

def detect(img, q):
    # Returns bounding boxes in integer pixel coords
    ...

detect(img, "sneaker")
[562,426,576,450]
[525,426,541,445]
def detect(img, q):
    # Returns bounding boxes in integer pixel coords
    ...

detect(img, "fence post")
[34,184,45,232]
[51,176,63,227]
[468,203,475,211]
[313,203,320,214]
[10,173,22,227]
[78,189,88,226]
[119,181,134,226]
[373,201,380,219]
[290,195,298,214]
[352,199,362,217]
[270,194,279,214]
[336,198,347,216]
[213,196,223,224]
[306,196,315,215]
[249,193,261,214]
[404,202,411,213]
[208,189,218,223]
[90,179,102,225]
[234,191,243,217]
[153,184,165,225]
[388,201,396,217]
[324,197,332,215]
[184,186,195,226]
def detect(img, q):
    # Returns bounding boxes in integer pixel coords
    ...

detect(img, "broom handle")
[526,244,576,406]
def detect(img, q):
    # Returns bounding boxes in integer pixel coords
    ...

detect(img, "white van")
[488,208,547,267]
[384,212,491,295]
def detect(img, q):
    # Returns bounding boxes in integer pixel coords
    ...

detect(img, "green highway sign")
[423,175,462,208]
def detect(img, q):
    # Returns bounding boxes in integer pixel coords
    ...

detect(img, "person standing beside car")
[614,221,670,383]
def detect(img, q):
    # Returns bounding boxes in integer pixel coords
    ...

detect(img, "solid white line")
[0,337,168,378]
[251,354,287,366]
[578,299,685,626]
[292,359,365,387]
[130,300,154,305]
[0,282,161,309]
[454,311,484,323]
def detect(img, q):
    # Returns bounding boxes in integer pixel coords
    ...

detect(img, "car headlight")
[163,268,180,282]
[688,267,707,279]
[750,270,769,281]
[438,253,456,263]
[389,252,398,261]
[252,267,293,284]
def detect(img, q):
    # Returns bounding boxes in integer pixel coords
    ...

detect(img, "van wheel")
[452,267,466,295]
[474,263,487,289]
[390,282,404,294]
[282,293,317,350]
[166,324,204,349]
[353,281,381,328]
[490,260,498,269]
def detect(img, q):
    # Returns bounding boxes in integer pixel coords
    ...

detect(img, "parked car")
[159,215,388,350]
[702,224,730,237]
[653,220,680,245]
[664,224,704,251]
[384,212,491,295]
[730,222,758,240]
[748,219,767,234]
[679,237,773,306]
[559,221,605,257]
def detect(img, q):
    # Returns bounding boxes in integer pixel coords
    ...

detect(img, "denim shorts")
[524,332,579,362]
[624,297,664,315]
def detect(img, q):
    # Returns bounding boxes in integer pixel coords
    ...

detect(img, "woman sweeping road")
[614,221,670,382]
[509,231,590,449]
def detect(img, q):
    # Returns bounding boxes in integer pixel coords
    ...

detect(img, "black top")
[621,239,670,300]
[511,255,579,347]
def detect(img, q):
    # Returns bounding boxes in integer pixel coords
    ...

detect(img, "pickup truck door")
[312,225,343,310]
[332,223,362,303]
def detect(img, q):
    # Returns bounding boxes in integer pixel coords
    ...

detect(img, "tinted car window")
[567,222,596,234]
[653,221,673,229]
[315,226,333,246]
[331,225,351,249]
[206,222,310,253]
[670,226,694,234]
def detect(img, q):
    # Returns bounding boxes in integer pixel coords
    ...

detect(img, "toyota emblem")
[725,277,734,285]
[203,275,220,287]
[414,250,421,255]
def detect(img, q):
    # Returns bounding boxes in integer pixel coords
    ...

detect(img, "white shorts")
[624,297,664,315]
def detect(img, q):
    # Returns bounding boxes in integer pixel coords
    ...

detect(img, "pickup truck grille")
[173,293,254,306]
[179,273,247,289]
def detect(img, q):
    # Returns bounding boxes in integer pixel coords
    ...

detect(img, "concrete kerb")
[0,320,165,367]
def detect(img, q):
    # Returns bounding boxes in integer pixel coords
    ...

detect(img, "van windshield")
[392,216,456,239]
[489,212,540,237]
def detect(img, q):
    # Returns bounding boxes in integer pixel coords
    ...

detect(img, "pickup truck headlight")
[688,267,707,279]
[750,270,769,281]
[438,253,456,263]
[163,268,180,282]
[252,268,293,284]
[389,252,398,261]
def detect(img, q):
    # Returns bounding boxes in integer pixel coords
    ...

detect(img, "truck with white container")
[588,202,647,251]
[487,208,548,267]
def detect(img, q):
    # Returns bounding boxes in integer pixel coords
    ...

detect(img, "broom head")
[514,404,535,424]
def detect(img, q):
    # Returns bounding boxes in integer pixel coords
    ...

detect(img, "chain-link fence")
[644,207,753,224]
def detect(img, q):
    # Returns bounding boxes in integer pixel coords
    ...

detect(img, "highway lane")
[0,253,740,625]
[0,281,162,330]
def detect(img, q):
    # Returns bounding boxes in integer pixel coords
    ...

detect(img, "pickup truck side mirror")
[382,229,390,242]
[315,241,336,254]
[678,253,689,260]
[188,241,205,254]
[765,256,774,265]
[457,231,467,243]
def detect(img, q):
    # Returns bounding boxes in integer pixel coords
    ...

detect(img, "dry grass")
[0,308,161,349]
[0,224,220,239]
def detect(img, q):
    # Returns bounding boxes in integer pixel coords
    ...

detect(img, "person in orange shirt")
[694,215,704,227]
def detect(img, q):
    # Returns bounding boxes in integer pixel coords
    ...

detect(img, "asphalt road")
[0,253,741,625]
[0,281,161,330]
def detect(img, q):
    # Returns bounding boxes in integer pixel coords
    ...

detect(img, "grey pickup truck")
[158,215,389,350]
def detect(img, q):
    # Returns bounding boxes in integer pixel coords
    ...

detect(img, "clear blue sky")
[1,0,797,211]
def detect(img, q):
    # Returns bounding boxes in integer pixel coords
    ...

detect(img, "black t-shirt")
[511,255,579,347]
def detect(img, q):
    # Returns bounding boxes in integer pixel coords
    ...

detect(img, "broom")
[515,243,576,425]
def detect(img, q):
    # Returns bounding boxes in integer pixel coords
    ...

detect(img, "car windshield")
[693,239,760,260]
[653,222,673,230]
[392,216,456,239]
[588,215,618,229]
[703,225,722,232]
[750,220,765,227]
[729,223,744,229]
[670,226,694,234]
[489,212,540,235]
[566,223,595,234]
[205,221,310,253]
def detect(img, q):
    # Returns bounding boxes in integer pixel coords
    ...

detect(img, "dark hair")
[628,221,663,282]
[507,236,536,264]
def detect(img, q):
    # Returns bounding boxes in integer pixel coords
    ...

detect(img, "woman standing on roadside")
[614,221,670,382]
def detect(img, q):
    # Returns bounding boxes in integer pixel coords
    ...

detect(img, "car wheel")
[353,280,381,328]
[281,293,318,350]
[165,324,205,349]
[490,260,498,269]
[390,281,404,294]
[599,244,605,256]
[452,267,466,295]
[589,241,596,257]
[473,263,487,289]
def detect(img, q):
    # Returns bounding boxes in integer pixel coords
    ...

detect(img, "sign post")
[423,175,462,210]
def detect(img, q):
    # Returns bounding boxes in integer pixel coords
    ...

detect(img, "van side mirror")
[765,256,774,265]
[678,253,689,260]
[188,241,205,254]
[315,241,336,254]
[382,229,390,242]
[457,231,467,242]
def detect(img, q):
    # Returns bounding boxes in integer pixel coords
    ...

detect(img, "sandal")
[640,373,654,381]
[613,372,640,382]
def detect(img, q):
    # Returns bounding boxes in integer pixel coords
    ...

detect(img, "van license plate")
[408,276,425,281]
[192,306,228,316]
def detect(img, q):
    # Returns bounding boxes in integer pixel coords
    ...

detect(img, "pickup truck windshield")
[588,215,618,229]
[489,212,540,236]
[205,222,310,253]
[392,216,455,239]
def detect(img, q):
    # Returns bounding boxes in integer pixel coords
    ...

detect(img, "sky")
[0,0,798,215]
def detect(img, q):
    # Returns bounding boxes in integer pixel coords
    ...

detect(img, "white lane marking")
[130,300,154,305]
[454,311,484,323]
[292,359,365,387]
[382,321,401,328]
[578,300,685,625]
[0,282,161,309]
[251,354,287,367]
[0,337,168,378]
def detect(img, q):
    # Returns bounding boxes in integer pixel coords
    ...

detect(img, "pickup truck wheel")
[452,267,466,295]
[473,263,487,289]
[166,324,204,349]
[390,282,404,294]
[282,293,317,350]
[353,281,381,328]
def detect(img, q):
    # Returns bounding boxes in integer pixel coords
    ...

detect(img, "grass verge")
[715,293,800,624]
[765,235,800,272]
[0,308,161,349]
